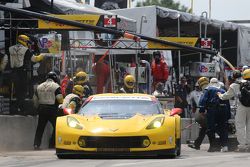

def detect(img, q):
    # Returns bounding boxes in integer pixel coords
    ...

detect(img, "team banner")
[38,14,101,29]
[148,37,198,49]
[36,33,61,54]
[189,62,216,77]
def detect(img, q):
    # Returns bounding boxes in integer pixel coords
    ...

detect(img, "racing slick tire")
[57,154,68,159]
[176,138,181,156]
[56,149,75,159]
[157,149,177,159]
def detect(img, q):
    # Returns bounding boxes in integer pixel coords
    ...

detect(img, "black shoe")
[186,140,194,144]
[34,145,40,150]
[207,147,217,152]
[188,144,200,150]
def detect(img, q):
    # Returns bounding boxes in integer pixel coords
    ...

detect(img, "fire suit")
[61,75,70,97]
[174,84,189,118]
[218,79,250,150]
[189,89,203,113]
[188,89,206,149]
[151,59,169,88]
[9,44,43,113]
[61,93,82,114]
[199,86,230,150]
[93,61,111,94]
[119,87,135,93]
[33,78,63,149]
[65,79,93,98]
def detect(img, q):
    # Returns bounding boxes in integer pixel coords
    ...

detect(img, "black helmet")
[153,51,161,58]
[155,82,164,92]
[46,71,58,82]
[232,70,241,79]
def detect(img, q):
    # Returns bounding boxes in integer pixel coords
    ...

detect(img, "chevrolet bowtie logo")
[109,128,119,132]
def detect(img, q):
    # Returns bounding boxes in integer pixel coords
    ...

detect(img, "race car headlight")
[67,116,83,130]
[146,117,165,129]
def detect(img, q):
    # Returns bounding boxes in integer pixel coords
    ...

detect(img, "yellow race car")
[56,93,181,158]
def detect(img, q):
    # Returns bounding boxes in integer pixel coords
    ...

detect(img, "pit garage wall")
[0,116,204,151]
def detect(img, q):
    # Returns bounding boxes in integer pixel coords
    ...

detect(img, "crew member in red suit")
[61,72,71,97]
[151,51,169,91]
[93,60,111,94]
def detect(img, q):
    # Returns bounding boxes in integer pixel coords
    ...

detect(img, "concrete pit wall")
[0,116,206,151]
[0,115,52,151]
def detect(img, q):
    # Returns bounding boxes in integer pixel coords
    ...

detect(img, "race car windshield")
[78,100,163,117]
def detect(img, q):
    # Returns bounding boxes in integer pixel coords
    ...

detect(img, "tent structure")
[112,5,250,67]
[29,0,136,32]
[26,0,139,55]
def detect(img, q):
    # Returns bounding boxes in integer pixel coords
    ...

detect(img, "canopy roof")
[112,5,250,66]
[156,6,240,31]
[112,5,244,36]
[30,0,136,32]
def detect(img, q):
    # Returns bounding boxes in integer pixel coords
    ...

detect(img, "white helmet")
[242,65,249,72]
[209,78,221,88]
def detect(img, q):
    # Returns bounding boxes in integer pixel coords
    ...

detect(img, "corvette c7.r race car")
[55,93,181,159]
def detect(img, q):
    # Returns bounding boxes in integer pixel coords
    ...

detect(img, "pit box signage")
[103,15,117,28]
[201,38,212,49]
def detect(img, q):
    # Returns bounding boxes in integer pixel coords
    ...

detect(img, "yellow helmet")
[17,35,31,47]
[242,69,250,80]
[75,71,87,85]
[73,85,84,97]
[197,77,209,88]
[124,75,135,89]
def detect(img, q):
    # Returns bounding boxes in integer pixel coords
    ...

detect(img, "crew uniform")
[33,72,63,150]
[218,70,250,152]
[199,78,230,152]
[61,85,84,114]
[9,35,43,113]
[152,82,165,96]
[93,60,111,94]
[189,82,203,114]
[188,82,205,150]
[65,71,93,98]
[174,76,189,118]
[151,51,169,90]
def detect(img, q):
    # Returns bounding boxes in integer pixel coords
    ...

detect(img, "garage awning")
[36,0,137,32]
[156,6,239,31]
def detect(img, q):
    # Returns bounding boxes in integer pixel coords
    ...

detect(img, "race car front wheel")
[176,138,181,156]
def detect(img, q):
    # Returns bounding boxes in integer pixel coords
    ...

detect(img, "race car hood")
[72,114,163,134]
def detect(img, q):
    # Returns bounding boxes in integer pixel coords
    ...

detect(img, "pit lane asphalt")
[0,144,249,167]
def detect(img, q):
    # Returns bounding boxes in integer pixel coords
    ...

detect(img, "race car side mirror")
[170,108,183,116]
[63,108,73,115]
